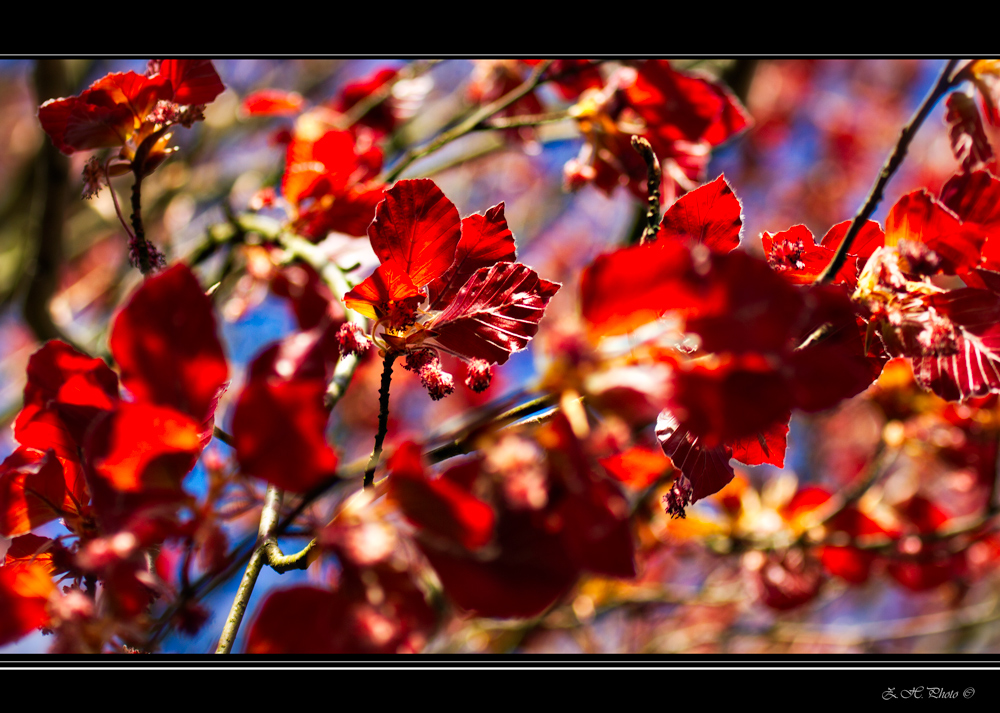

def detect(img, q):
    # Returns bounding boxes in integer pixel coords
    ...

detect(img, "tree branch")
[816,59,961,284]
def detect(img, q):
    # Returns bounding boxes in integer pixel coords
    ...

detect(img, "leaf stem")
[364,351,399,488]
[816,59,961,284]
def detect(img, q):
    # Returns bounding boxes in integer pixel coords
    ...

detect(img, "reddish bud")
[418,358,455,401]
[336,322,370,357]
[463,358,493,393]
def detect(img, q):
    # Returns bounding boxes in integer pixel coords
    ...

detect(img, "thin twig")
[382,60,553,183]
[816,59,961,284]
[364,351,399,489]
[630,136,661,245]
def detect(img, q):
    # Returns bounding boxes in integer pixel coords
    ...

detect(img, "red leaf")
[88,402,203,492]
[245,573,435,654]
[232,364,339,493]
[38,96,132,154]
[945,92,995,172]
[110,264,228,422]
[429,262,560,365]
[669,355,792,447]
[656,174,742,253]
[427,203,517,310]
[885,190,982,275]
[599,446,672,489]
[368,179,462,288]
[419,526,579,619]
[656,411,735,504]
[906,288,1000,401]
[0,448,72,537]
[762,225,840,285]
[14,340,118,458]
[580,240,706,338]
[158,59,225,106]
[729,414,790,468]
[387,444,495,551]
[240,89,304,117]
[820,219,885,260]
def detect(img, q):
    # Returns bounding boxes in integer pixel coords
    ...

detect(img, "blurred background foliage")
[3,58,999,654]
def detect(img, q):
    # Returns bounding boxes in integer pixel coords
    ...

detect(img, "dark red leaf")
[232,353,339,493]
[427,203,517,310]
[945,92,995,172]
[14,340,118,458]
[388,444,495,552]
[656,174,742,253]
[429,262,560,365]
[109,264,228,422]
[368,179,462,288]
[656,411,735,504]
[159,59,225,106]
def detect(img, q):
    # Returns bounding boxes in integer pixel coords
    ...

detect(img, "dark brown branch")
[364,351,399,488]
[816,59,961,284]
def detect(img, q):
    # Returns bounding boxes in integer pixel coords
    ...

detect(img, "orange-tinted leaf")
[159,59,225,106]
[656,174,742,253]
[89,403,202,492]
[0,561,54,646]
[368,179,462,288]
[0,448,72,537]
[599,446,672,489]
[387,443,495,551]
[38,95,133,154]
[343,259,421,323]
[110,264,228,422]
[241,89,304,117]
[427,203,517,309]
[429,262,560,365]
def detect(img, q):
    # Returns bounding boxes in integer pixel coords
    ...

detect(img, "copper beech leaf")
[343,259,421,322]
[884,190,983,275]
[580,240,701,339]
[429,262,560,365]
[656,411,736,504]
[387,443,495,552]
[0,561,55,646]
[368,179,462,289]
[87,402,203,493]
[907,288,1000,401]
[158,59,225,106]
[0,448,71,537]
[656,174,742,253]
[427,203,517,310]
[14,340,118,459]
[109,264,228,423]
